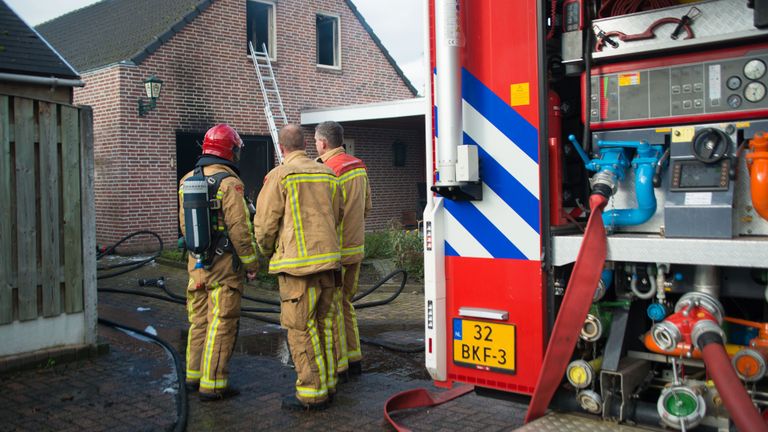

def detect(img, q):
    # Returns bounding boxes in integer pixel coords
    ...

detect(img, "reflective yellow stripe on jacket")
[268,251,342,272]
[280,173,338,260]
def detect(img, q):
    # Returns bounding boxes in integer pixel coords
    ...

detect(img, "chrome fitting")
[691,320,726,351]
[580,314,603,342]
[674,291,725,324]
[651,321,681,351]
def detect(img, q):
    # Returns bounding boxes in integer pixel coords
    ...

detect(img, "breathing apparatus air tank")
[183,173,211,269]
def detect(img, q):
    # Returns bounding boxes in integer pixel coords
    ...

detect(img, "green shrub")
[390,226,424,282]
[364,222,424,282]
[364,231,392,259]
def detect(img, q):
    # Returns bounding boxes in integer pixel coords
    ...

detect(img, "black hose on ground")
[353,270,408,309]
[97,231,164,280]
[98,230,416,352]
[97,317,187,432]
[99,283,418,353]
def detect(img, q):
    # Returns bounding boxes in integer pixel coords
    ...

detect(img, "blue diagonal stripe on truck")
[444,199,526,260]
[462,68,539,163]
[463,133,540,233]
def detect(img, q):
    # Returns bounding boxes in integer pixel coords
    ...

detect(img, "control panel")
[664,126,737,239]
[585,44,768,129]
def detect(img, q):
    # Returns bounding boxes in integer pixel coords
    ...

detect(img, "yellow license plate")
[452,318,516,374]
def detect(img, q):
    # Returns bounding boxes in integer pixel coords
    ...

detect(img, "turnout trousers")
[279,270,337,404]
[185,264,242,395]
[335,262,363,372]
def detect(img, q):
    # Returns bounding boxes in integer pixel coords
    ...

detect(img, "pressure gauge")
[744,59,767,80]
[727,76,742,90]
[744,81,766,103]
[727,94,742,108]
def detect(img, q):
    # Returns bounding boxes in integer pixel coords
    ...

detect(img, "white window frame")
[343,138,355,156]
[316,12,341,70]
[247,0,277,61]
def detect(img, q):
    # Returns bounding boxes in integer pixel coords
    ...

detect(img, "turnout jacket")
[318,147,372,265]
[179,163,260,275]
[254,151,343,276]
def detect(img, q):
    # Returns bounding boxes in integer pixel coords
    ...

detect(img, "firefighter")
[314,121,371,379]
[179,124,259,401]
[254,124,343,411]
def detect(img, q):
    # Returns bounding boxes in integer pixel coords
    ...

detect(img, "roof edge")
[14,5,81,79]
[301,97,425,125]
[129,0,213,66]
[344,0,418,97]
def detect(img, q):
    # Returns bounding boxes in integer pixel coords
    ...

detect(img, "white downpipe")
[423,0,447,382]
[434,0,463,186]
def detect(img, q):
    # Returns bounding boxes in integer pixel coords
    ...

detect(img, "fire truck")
[423,0,768,430]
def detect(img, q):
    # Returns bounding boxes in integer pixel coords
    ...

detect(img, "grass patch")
[160,249,186,262]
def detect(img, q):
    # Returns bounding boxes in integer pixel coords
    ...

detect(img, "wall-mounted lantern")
[137,75,163,116]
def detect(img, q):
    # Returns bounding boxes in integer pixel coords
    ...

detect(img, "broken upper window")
[316,14,340,68]
[247,0,275,59]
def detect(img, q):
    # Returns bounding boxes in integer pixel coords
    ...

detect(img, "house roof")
[0,0,79,79]
[36,0,211,73]
[37,0,417,95]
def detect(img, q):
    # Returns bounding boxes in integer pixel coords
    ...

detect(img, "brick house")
[38,0,425,249]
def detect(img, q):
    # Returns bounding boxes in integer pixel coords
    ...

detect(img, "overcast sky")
[5,0,425,93]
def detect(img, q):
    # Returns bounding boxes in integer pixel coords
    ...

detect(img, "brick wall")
[73,0,416,249]
[303,126,426,231]
[348,126,425,230]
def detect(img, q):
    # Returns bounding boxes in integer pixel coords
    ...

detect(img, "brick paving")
[0,263,528,431]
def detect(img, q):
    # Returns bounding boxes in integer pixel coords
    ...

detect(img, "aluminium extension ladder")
[249,41,287,163]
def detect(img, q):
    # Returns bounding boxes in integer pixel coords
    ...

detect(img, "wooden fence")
[0,95,95,332]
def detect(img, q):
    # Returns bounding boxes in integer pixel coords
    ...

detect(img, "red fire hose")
[384,384,474,431]
[700,335,768,432]
[525,194,609,423]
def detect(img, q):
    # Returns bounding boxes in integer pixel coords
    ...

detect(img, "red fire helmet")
[202,124,243,161]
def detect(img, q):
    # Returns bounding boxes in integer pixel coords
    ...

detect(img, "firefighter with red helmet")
[179,124,259,401]
[314,121,372,379]
[254,124,343,411]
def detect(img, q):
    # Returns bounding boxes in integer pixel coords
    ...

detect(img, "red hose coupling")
[651,292,724,352]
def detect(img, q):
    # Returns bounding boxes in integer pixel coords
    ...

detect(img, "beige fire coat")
[318,147,372,265]
[254,151,343,276]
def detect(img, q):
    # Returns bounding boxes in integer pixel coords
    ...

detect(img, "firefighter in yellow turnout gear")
[179,124,259,401]
[254,124,343,411]
[314,121,372,378]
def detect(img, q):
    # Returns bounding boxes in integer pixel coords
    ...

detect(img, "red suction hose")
[384,384,474,432]
[699,333,768,432]
[525,193,609,422]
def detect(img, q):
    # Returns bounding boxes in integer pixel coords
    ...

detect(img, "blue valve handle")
[567,134,593,168]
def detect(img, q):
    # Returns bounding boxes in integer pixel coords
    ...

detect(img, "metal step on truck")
[423,0,768,430]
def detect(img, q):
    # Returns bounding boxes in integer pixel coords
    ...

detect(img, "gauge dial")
[728,94,742,108]
[727,76,742,90]
[744,81,766,103]
[744,59,767,80]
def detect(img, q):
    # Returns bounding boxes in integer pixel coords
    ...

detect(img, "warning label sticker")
[510,83,530,106]
[618,73,640,86]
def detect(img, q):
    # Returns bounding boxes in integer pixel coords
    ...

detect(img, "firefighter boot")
[349,360,362,376]
[281,395,329,411]
[199,386,240,402]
